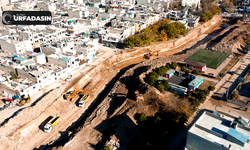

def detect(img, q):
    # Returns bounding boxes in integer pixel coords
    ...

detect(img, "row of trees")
[200,6,221,22]
[123,20,187,48]
[189,85,215,109]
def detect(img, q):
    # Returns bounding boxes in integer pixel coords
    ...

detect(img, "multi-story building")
[187,111,250,150]
[0,36,32,54]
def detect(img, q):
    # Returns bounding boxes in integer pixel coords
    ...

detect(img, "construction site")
[1,15,250,150]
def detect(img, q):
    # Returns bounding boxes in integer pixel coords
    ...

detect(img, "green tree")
[154,116,161,123]
[139,113,147,122]
[104,145,111,150]
[147,76,158,86]
[208,85,215,91]
[11,72,19,79]
[181,65,186,72]
[147,72,159,86]
[149,72,159,78]
[123,36,135,48]
[170,62,178,69]
[201,10,213,22]
[165,22,187,39]
[134,36,143,47]
[156,66,168,76]
[158,30,168,41]
[156,84,165,93]
[162,80,169,90]
[211,6,221,15]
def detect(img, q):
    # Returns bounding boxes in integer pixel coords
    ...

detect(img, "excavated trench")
[38,64,139,149]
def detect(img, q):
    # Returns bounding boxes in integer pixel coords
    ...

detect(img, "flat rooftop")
[189,111,250,150]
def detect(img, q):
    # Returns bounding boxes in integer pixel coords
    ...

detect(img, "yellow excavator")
[65,89,86,101]
[18,95,31,106]
[145,51,159,59]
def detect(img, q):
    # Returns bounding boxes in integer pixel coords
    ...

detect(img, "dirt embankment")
[211,23,250,54]
[0,15,222,150]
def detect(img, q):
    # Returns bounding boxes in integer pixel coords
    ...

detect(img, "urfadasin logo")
[2,11,52,25]
[2,11,13,25]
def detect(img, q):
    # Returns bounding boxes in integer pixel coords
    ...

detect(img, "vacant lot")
[187,49,230,69]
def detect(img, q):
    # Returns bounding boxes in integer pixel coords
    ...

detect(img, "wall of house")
[0,65,14,73]
[48,57,67,67]
[0,40,17,54]
[40,46,57,55]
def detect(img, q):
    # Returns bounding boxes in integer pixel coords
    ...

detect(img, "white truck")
[78,94,90,107]
[44,116,61,133]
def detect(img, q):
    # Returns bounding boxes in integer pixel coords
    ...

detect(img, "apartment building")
[0,37,32,54]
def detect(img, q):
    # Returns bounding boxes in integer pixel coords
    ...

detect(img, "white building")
[0,37,32,54]
[181,0,200,8]
[187,111,250,150]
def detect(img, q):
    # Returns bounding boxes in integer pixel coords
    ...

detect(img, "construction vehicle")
[65,89,86,101]
[135,90,144,101]
[43,116,61,133]
[145,51,159,59]
[78,94,90,107]
[17,95,31,106]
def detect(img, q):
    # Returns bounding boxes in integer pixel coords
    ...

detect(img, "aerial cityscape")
[0,0,250,149]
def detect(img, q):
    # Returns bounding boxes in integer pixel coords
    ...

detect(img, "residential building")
[181,0,200,8]
[186,60,206,71]
[188,75,204,91]
[0,37,32,54]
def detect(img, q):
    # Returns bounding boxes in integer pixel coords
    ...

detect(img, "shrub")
[11,72,19,79]
[181,65,186,72]
[139,113,147,122]
[231,92,240,101]
[170,62,178,69]
[154,116,161,123]
[191,69,199,75]
[219,72,225,77]
[104,145,111,150]
[208,85,215,91]
[156,84,165,93]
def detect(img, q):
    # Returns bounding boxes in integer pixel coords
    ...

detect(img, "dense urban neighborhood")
[0,0,250,150]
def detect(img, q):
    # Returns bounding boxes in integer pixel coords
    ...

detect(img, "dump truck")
[65,89,86,101]
[18,95,31,106]
[135,90,144,101]
[145,51,159,59]
[44,116,61,133]
[78,94,90,107]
